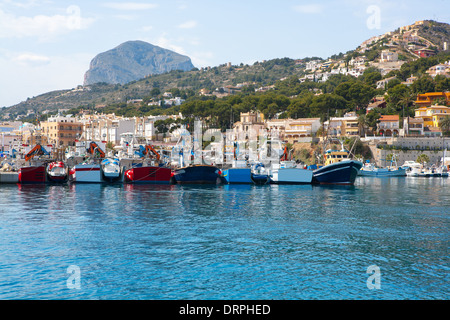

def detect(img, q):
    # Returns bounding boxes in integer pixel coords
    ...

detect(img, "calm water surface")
[0,177,448,299]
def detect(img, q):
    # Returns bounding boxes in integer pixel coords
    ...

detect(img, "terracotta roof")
[379,115,399,121]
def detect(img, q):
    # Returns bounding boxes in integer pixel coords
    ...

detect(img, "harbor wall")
[370,137,449,166]
[374,149,445,166]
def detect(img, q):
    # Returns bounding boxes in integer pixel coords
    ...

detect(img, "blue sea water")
[0,177,448,300]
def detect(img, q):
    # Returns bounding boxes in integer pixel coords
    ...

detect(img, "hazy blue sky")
[0,0,449,108]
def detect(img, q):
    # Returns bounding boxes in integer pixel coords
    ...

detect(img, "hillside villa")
[377,115,400,136]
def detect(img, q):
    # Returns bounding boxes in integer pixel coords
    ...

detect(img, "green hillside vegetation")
[2,20,449,131]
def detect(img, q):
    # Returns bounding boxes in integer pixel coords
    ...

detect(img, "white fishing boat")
[269,160,313,184]
[69,141,106,183]
[101,158,122,182]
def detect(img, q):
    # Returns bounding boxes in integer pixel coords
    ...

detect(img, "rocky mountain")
[83,40,195,85]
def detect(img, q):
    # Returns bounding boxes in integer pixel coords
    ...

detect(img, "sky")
[0,0,449,108]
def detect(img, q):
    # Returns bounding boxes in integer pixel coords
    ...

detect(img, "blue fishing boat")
[172,164,220,184]
[250,163,270,185]
[222,160,252,184]
[358,162,406,177]
[312,149,363,185]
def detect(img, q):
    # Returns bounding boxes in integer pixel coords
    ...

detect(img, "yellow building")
[414,105,450,128]
[40,115,83,148]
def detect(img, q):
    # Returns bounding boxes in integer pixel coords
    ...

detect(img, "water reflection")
[0,178,449,299]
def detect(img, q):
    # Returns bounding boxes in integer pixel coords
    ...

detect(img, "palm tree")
[416,153,430,165]
[358,114,367,137]
[398,91,413,133]
[439,115,450,137]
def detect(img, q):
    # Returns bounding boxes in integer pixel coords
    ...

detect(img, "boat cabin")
[323,149,350,166]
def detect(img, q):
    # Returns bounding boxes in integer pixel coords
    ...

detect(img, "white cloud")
[178,20,197,29]
[0,6,94,40]
[293,4,324,14]
[1,0,41,9]
[189,51,214,68]
[12,53,51,66]
[139,25,154,32]
[0,51,92,107]
[153,34,187,55]
[102,2,158,10]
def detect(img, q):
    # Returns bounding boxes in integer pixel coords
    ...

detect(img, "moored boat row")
[0,140,363,186]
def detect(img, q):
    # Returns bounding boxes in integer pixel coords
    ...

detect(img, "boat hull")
[101,159,122,182]
[70,164,102,183]
[312,160,363,185]
[124,166,172,184]
[358,168,406,177]
[251,173,269,185]
[222,168,252,184]
[46,162,68,183]
[173,165,220,184]
[18,166,46,183]
[270,168,313,184]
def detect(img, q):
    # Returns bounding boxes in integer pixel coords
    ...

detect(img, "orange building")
[41,115,83,148]
[415,92,450,107]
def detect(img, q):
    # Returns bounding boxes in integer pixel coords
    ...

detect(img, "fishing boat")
[250,162,270,185]
[70,162,102,183]
[312,147,363,185]
[406,165,449,178]
[18,144,51,184]
[124,164,172,184]
[46,161,68,182]
[222,160,252,184]
[358,157,406,177]
[69,141,105,183]
[269,160,313,184]
[172,164,220,184]
[101,158,122,182]
[123,145,172,184]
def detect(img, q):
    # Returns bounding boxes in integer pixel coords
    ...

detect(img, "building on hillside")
[380,50,398,62]
[403,117,424,136]
[367,97,387,113]
[401,74,418,86]
[40,115,83,148]
[426,63,450,78]
[377,115,400,136]
[233,111,266,138]
[376,76,397,89]
[415,92,450,108]
[266,118,321,143]
[324,112,359,137]
[423,126,442,137]
[414,48,435,58]
[414,105,450,128]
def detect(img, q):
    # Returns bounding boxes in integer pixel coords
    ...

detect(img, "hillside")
[3,58,307,119]
[1,20,449,122]
[84,40,195,85]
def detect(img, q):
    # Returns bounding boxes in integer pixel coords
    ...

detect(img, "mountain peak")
[83,40,195,85]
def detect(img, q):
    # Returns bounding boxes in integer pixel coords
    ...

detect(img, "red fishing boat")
[18,144,50,184]
[46,161,68,182]
[123,145,172,184]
